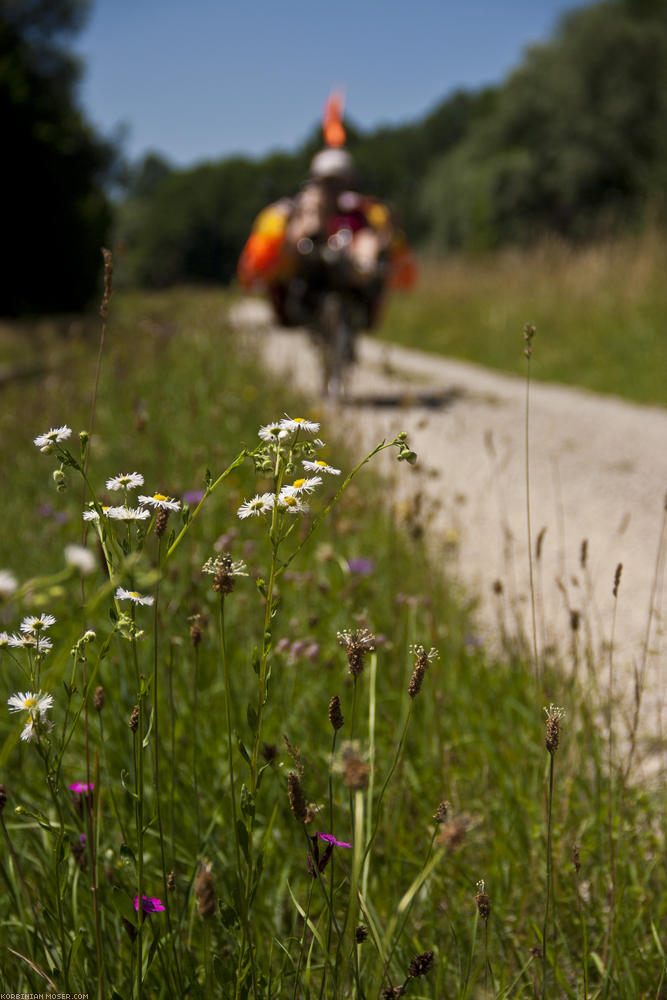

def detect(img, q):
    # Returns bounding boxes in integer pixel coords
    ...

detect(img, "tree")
[1,0,113,314]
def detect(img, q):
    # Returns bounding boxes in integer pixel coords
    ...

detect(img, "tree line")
[3,0,667,312]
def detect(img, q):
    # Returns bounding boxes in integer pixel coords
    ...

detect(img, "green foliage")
[422,0,667,251]
[0,289,664,997]
[1,0,113,314]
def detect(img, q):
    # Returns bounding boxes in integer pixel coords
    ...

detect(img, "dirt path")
[231,298,666,774]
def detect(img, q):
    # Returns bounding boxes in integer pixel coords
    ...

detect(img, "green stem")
[542,752,555,1000]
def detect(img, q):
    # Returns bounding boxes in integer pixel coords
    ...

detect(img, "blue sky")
[73,0,583,168]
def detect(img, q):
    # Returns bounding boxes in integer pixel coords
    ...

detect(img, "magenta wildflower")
[318,832,352,848]
[69,782,94,794]
[134,895,165,914]
[347,558,375,576]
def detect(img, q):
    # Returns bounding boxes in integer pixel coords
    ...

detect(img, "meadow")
[381,232,667,408]
[0,262,665,999]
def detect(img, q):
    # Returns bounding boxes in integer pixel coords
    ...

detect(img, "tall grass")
[381,231,667,407]
[0,284,664,998]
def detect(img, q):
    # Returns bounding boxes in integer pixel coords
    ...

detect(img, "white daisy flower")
[303,459,341,476]
[7,633,26,648]
[33,425,72,451]
[20,613,56,634]
[277,490,309,514]
[237,493,274,519]
[138,493,181,511]
[107,506,151,521]
[8,691,54,715]
[0,631,9,647]
[284,476,323,495]
[24,634,53,654]
[0,569,18,596]
[279,415,320,436]
[83,507,103,521]
[20,717,55,742]
[115,587,154,606]
[64,545,96,575]
[258,422,289,443]
[106,472,145,492]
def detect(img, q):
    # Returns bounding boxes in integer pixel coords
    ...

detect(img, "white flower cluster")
[238,417,341,521]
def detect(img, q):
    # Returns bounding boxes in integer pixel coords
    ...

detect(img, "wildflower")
[138,493,181,511]
[285,476,322,495]
[317,832,352,848]
[182,489,205,506]
[20,613,56,634]
[0,570,18,596]
[347,557,375,576]
[277,490,309,515]
[83,507,104,521]
[106,472,144,492]
[202,555,247,595]
[64,545,96,575]
[20,717,54,742]
[475,880,491,920]
[408,950,435,978]
[6,633,27,648]
[8,691,54,716]
[69,782,94,794]
[337,627,376,677]
[33,425,72,451]
[258,421,289,443]
[115,587,154,606]
[106,506,151,521]
[303,459,341,476]
[0,632,9,648]
[544,704,566,754]
[237,493,274,519]
[408,643,439,699]
[134,895,165,914]
[279,415,320,436]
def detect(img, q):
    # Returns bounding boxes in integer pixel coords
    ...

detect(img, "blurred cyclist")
[238,92,416,329]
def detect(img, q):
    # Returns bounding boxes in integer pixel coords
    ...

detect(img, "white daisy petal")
[115,587,154,606]
[138,494,181,511]
[106,472,145,492]
[279,415,320,436]
[33,425,72,450]
[303,459,341,476]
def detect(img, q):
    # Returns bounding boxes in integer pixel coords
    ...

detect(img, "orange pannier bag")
[238,201,291,290]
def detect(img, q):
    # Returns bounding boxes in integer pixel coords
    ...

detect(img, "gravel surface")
[231,298,666,774]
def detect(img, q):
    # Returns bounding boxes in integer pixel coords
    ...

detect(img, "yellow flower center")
[292,479,306,488]
[25,697,36,708]
[284,496,297,507]
[130,591,141,599]
[154,493,168,502]
[315,460,327,467]
[293,417,306,423]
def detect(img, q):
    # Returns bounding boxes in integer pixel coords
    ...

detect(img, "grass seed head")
[381,987,406,998]
[408,950,435,978]
[433,800,450,824]
[572,844,581,875]
[337,627,376,677]
[340,743,370,790]
[195,864,216,917]
[0,784,6,814]
[613,562,623,598]
[287,771,307,823]
[167,869,176,891]
[129,705,139,733]
[93,685,105,712]
[328,694,344,731]
[475,880,491,920]
[355,924,369,943]
[544,704,565,754]
[154,507,170,538]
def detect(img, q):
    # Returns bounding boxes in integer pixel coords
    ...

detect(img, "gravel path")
[231,298,666,774]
